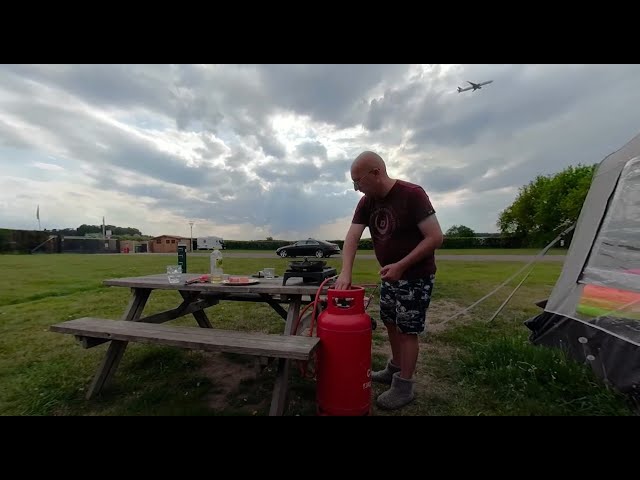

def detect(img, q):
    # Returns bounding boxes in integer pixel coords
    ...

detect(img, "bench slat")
[50,317,319,361]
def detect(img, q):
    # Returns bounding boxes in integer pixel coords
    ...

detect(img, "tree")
[445,225,476,237]
[497,163,597,247]
[51,228,78,236]
[76,224,102,236]
[75,224,142,237]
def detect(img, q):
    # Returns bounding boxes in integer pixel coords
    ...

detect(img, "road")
[159,252,566,262]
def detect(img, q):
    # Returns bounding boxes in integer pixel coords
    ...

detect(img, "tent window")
[580,156,640,293]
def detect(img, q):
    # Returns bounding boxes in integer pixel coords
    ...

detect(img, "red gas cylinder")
[316,286,372,416]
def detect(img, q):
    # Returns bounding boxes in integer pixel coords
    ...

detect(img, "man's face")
[351,166,378,194]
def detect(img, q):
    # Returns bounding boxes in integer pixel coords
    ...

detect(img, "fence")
[0,229,120,254]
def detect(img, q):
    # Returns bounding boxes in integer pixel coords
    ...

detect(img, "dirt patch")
[371,327,462,362]
[197,352,266,411]
[370,340,464,415]
[427,300,473,334]
[369,301,468,414]
[194,299,471,415]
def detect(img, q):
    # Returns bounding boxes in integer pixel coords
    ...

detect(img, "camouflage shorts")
[380,274,435,334]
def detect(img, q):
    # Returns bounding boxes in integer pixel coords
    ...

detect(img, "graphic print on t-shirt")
[372,206,396,241]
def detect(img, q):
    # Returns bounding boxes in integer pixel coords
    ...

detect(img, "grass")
[0,252,633,416]
[456,335,630,416]
[431,248,566,255]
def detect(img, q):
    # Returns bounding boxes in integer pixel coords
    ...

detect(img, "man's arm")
[380,214,444,281]
[334,223,366,290]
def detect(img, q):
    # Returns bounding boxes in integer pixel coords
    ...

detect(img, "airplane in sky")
[457,80,493,93]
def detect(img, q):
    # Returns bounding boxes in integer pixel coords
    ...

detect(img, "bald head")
[351,150,395,196]
[352,151,387,174]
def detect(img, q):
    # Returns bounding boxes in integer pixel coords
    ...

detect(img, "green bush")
[223,240,291,250]
[441,236,525,249]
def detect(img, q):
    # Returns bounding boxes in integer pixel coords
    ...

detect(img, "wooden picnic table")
[50,273,333,416]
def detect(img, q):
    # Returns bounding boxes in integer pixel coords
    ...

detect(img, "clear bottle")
[210,248,223,283]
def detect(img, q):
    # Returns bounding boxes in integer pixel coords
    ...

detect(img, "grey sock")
[376,372,415,410]
[371,359,401,385]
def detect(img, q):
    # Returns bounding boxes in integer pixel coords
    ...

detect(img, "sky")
[1,64,639,241]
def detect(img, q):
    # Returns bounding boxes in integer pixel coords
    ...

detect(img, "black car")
[276,238,341,258]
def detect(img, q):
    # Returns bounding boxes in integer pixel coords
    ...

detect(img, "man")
[334,151,443,410]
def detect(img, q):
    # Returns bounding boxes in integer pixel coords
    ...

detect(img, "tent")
[525,131,640,401]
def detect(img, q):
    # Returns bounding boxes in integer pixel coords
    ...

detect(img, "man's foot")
[371,359,401,385]
[376,372,415,410]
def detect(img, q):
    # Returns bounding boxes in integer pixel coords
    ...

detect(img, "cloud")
[296,140,328,160]
[33,162,64,171]
[1,64,640,240]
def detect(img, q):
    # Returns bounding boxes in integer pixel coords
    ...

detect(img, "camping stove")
[282,266,337,286]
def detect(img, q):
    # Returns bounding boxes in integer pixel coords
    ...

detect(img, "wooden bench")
[50,317,320,414]
[51,317,319,360]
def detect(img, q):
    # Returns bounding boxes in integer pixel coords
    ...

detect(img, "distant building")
[119,240,148,253]
[61,236,120,253]
[149,235,188,253]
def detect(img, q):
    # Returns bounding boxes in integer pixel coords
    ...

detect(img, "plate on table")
[222,279,260,286]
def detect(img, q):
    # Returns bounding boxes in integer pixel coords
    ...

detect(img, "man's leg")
[390,276,433,379]
[397,332,419,380]
[376,275,435,410]
[371,281,401,384]
[386,322,402,365]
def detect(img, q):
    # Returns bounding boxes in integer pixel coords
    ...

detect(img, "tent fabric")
[525,311,640,401]
[580,157,640,289]
[525,131,640,399]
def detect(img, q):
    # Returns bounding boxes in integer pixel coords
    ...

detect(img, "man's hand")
[380,263,404,282]
[378,214,443,283]
[333,273,352,290]
[333,223,365,291]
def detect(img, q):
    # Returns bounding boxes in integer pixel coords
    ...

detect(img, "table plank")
[103,274,334,295]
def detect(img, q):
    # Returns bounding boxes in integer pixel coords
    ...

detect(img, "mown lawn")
[0,253,632,416]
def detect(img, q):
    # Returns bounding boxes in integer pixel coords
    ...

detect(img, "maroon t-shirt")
[352,180,437,279]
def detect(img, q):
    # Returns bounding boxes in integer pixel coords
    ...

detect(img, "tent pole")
[444,223,576,325]
[487,265,536,322]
